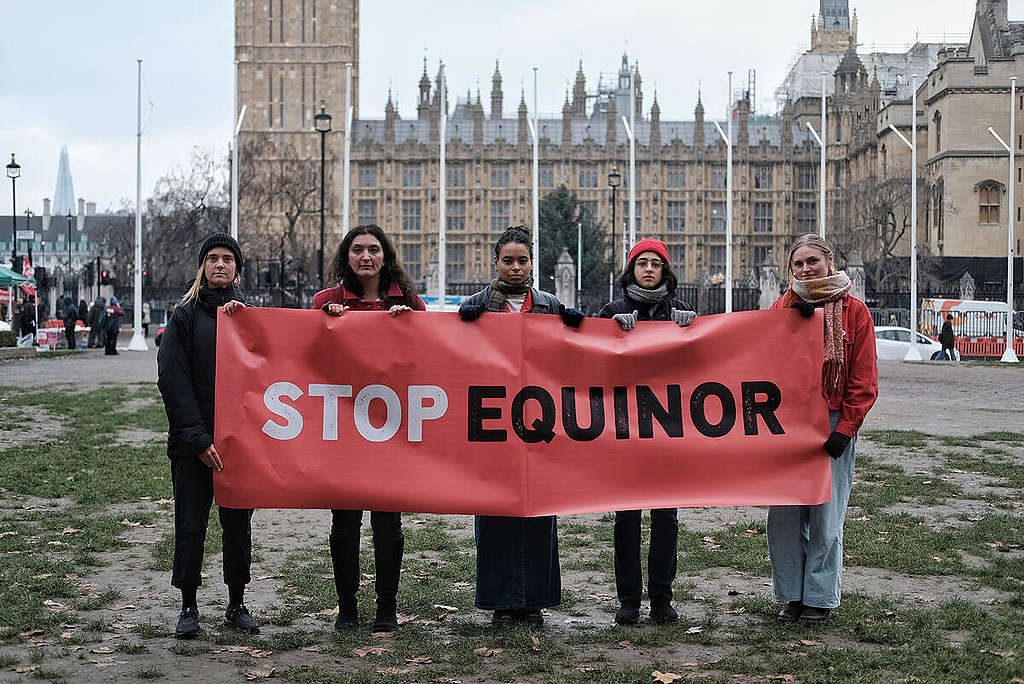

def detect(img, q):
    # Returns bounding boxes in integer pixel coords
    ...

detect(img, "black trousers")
[64,321,76,350]
[170,454,254,591]
[329,510,403,608]
[104,328,118,355]
[613,508,678,606]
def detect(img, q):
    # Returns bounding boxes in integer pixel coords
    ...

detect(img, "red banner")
[214,308,831,514]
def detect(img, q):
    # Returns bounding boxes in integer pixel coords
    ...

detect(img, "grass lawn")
[0,384,1022,682]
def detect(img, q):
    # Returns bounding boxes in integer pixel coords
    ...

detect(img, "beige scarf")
[781,271,851,401]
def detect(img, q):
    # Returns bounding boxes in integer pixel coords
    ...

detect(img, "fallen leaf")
[91,646,113,654]
[353,646,390,657]
[31,574,52,579]
[618,640,633,647]
[800,639,819,646]
[432,604,459,613]
[255,574,283,581]
[396,613,417,625]
[18,629,43,637]
[119,519,141,527]
[405,655,432,664]
[409,518,428,524]
[0,531,17,538]
[682,662,698,667]
[742,529,760,537]
[437,678,463,684]
[13,665,38,673]
[153,498,173,504]
[474,647,504,657]
[111,621,138,629]
[300,645,323,653]
[243,667,276,680]
[686,626,703,634]
[61,527,80,535]
[723,606,746,615]
[651,671,682,683]
[980,649,1015,658]
[577,666,598,673]
[43,600,68,610]
[376,667,410,676]
[60,631,73,639]
[113,604,137,611]
[531,635,541,652]
[47,540,63,546]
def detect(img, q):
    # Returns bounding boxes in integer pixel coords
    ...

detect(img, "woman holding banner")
[312,225,425,632]
[458,225,585,627]
[157,232,259,639]
[597,238,697,625]
[767,234,877,623]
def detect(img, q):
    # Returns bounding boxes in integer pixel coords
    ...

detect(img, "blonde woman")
[157,233,258,638]
[767,234,878,623]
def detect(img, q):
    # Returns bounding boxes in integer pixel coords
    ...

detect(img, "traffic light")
[100,269,110,285]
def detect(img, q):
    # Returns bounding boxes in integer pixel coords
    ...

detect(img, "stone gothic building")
[234,0,1022,291]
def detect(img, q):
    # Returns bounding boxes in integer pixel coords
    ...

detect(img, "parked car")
[874,326,958,361]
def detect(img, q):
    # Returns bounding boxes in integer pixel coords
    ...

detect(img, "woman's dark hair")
[492,225,533,260]
[618,250,679,293]
[329,224,420,308]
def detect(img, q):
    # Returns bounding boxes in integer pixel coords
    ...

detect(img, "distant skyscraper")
[53,146,76,216]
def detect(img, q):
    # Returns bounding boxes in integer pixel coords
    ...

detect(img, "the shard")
[52,145,76,216]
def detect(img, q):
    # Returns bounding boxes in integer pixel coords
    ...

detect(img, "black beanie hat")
[199,232,244,271]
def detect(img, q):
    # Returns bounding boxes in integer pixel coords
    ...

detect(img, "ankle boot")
[372,533,403,631]
[329,530,360,628]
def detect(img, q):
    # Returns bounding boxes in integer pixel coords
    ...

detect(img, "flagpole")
[128,59,148,351]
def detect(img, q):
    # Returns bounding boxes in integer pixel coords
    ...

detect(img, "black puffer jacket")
[597,294,695,322]
[157,287,241,460]
[460,285,563,315]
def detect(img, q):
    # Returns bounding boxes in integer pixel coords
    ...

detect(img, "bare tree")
[238,137,328,294]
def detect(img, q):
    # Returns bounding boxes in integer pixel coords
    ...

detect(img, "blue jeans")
[474,515,561,610]
[766,411,856,609]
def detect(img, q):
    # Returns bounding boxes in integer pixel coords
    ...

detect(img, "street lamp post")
[314,103,332,289]
[7,153,20,271]
[608,168,621,302]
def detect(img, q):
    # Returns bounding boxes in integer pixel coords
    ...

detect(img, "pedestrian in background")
[77,298,88,324]
[17,297,36,347]
[102,296,124,355]
[62,296,79,350]
[142,301,151,338]
[767,234,878,623]
[458,225,585,628]
[312,224,424,633]
[157,232,259,639]
[87,297,105,348]
[939,314,956,361]
[597,238,697,626]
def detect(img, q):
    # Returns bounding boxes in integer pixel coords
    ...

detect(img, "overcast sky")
[0,0,1004,214]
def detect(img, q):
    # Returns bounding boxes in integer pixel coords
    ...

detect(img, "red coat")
[311,282,426,311]
[770,294,878,438]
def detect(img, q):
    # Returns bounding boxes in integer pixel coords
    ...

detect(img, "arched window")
[977,180,1002,224]
[933,111,942,152]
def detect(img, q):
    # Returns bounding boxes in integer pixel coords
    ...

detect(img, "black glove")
[459,305,485,322]
[559,305,585,328]
[823,431,851,459]
[792,300,815,318]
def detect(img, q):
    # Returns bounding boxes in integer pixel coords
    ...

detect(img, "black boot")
[372,532,403,632]
[329,529,360,630]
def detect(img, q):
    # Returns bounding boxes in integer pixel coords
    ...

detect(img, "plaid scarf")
[779,271,851,402]
[487,276,534,312]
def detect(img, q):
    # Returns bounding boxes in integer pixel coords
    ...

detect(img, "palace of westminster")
[234,0,1023,288]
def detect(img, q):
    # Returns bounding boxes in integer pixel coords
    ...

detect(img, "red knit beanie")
[627,238,670,266]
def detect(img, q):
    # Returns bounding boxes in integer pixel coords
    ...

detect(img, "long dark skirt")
[474,515,561,610]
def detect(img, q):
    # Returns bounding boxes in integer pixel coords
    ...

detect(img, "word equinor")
[260,381,785,443]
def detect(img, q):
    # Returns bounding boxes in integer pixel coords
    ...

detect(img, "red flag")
[19,256,35,298]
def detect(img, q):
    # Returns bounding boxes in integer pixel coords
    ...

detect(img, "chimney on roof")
[86,202,96,216]
[77,198,85,216]
[43,198,51,217]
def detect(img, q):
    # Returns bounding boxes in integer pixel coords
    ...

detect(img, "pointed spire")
[491,59,504,120]
[572,60,587,115]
